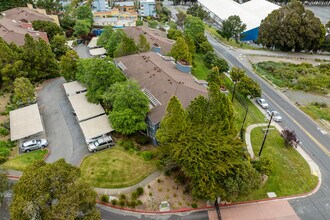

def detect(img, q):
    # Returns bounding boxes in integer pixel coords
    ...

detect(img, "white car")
[267,110,282,122]
[257,98,269,109]
[21,139,48,153]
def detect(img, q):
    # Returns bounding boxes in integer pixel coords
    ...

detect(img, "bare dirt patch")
[134,174,206,211]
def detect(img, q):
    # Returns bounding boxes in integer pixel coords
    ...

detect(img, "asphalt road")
[75,44,91,58]
[207,34,330,220]
[38,77,89,166]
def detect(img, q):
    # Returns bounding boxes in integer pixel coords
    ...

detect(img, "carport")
[89,47,106,56]
[79,114,114,142]
[87,37,98,48]
[68,92,105,122]
[10,104,44,141]
[63,81,87,96]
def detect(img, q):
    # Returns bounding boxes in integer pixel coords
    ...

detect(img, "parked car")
[267,110,282,122]
[256,98,269,109]
[21,139,48,153]
[88,135,115,152]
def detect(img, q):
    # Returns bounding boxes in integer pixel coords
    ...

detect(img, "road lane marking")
[263,93,330,157]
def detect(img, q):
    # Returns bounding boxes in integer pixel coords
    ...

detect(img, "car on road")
[256,98,269,109]
[88,135,115,152]
[21,139,48,153]
[267,110,282,122]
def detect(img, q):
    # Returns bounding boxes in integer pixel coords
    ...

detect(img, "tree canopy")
[203,51,229,72]
[138,34,151,52]
[50,34,69,59]
[114,36,138,58]
[184,15,205,42]
[60,50,79,82]
[156,85,261,200]
[13,77,35,106]
[73,19,92,37]
[170,37,192,64]
[10,159,100,219]
[76,58,126,103]
[76,5,93,25]
[219,15,246,42]
[105,80,150,135]
[186,3,209,21]
[258,0,325,51]
[97,26,114,47]
[32,20,63,41]
[0,169,10,204]
[237,76,261,98]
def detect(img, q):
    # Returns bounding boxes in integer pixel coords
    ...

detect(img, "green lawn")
[80,147,157,188]
[192,53,210,80]
[1,149,48,171]
[300,104,330,122]
[237,127,318,201]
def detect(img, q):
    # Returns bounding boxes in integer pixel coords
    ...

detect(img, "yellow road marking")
[263,93,330,157]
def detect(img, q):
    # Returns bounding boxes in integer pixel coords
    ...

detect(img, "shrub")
[131,191,138,200]
[136,20,143,26]
[149,192,153,196]
[252,157,273,175]
[135,134,151,145]
[148,20,158,29]
[119,194,126,200]
[141,151,153,161]
[0,156,8,164]
[1,122,10,130]
[136,187,144,196]
[0,127,9,136]
[111,199,118,205]
[119,139,136,151]
[118,199,126,207]
[191,203,198,208]
[100,194,109,203]
[312,102,328,108]
[128,200,138,208]
[137,200,143,205]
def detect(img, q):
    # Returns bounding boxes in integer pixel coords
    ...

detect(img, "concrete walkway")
[94,171,161,196]
[7,170,161,196]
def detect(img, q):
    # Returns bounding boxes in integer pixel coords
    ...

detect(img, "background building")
[139,0,156,17]
[198,0,279,41]
[93,0,110,12]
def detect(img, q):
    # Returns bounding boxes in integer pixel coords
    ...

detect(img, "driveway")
[74,44,91,58]
[38,77,89,166]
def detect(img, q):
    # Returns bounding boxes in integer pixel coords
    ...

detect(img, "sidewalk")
[7,169,161,196]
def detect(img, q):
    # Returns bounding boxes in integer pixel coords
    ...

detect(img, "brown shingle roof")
[1,7,54,23]
[115,51,208,124]
[0,18,49,46]
[123,26,174,55]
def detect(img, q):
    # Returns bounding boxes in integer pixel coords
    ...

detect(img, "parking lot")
[37,77,89,166]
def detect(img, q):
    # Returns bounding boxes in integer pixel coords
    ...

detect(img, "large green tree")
[230,67,245,101]
[105,30,126,57]
[10,159,100,219]
[203,51,229,72]
[184,15,205,42]
[22,35,59,82]
[156,85,261,200]
[114,36,138,58]
[186,3,209,21]
[36,0,63,13]
[219,15,246,42]
[73,19,91,37]
[32,20,63,41]
[50,34,68,59]
[176,11,187,27]
[237,76,262,98]
[170,37,192,64]
[0,0,31,12]
[76,5,93,25]
[60,50,79,81]
[106,80,149,135]
[97,26,114,47]
[76,58,126,103]
[258,0,325,51]
[13,77,35,106]
[138,34,151,52]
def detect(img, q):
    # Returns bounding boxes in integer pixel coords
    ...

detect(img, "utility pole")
[240,106,248,140]
[258,112,273,157]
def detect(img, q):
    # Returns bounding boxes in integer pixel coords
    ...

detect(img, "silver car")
[267,110,282,122]
[88,135,115,153]
[257,98,269,109]
[21,139,48,153]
